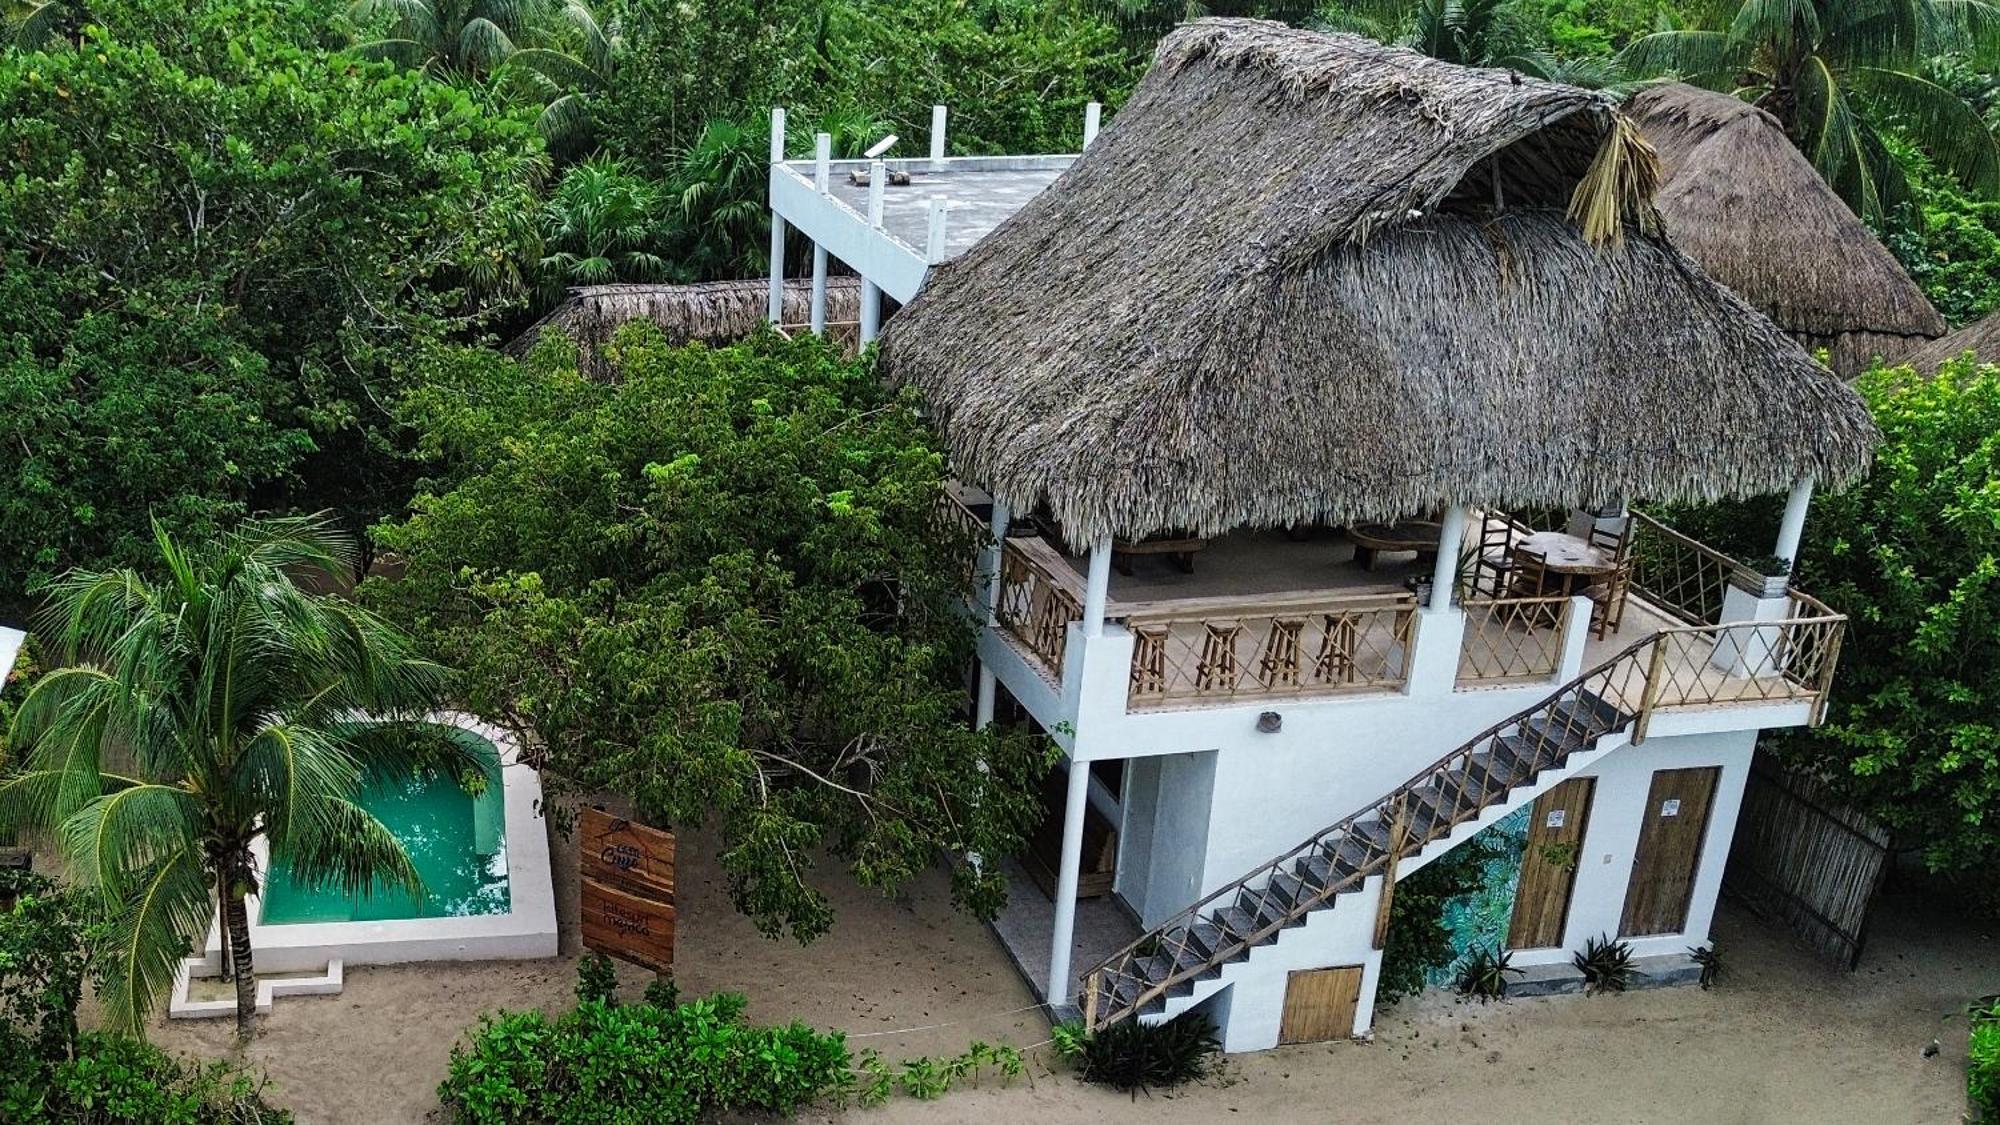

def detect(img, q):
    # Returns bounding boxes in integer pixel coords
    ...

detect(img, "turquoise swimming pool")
[260,728,512,924]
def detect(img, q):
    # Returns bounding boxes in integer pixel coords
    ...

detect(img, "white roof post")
[767,107,788,324]
[929,104,948,165]
[1083,101,1102,148]
[0,626,23,685]
[859,159,888,345]
[924,199,950,266]
[1775,476,1815,567]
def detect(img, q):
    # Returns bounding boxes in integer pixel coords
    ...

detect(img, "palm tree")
[1620,0,2000,221]
[1318,0,1627,86]
[0,516,461,1039]
[349,0,618,151]
[538,155,669,299]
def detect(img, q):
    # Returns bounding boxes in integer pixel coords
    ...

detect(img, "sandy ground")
[143,808,1992,1124]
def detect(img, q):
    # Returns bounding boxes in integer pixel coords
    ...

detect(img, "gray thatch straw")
[1627,83,1944,376]
[878,20,1877,548]
[1897,308,2000,371]
[509,278,863,377]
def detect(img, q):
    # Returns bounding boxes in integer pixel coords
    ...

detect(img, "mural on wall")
[1425,805,1531,988]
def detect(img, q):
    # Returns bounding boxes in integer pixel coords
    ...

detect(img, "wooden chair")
[1467,512,1519,598]
[1508,547,1552,599]
[1196,623,1241,692]
[1256,618,1306,688]
[1585,516,1633,563]
[1585,560,1633,639]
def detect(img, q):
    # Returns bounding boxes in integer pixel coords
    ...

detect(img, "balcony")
[948,490,1845,726]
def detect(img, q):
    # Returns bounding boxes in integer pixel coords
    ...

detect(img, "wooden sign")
[581,807,676,899]
[579,807,677,971]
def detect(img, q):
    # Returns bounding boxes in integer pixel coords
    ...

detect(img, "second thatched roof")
[508,278,864,377]
[1896,307,2000,371]
[1628,83,1944,376]
[879,20,1876,548]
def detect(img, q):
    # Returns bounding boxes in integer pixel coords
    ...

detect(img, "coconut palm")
[0,516,460,1039]
[5,0,86,49]
[1620,0,2000,221]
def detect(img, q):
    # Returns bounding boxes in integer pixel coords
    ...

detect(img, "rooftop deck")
[771,154,1075,304]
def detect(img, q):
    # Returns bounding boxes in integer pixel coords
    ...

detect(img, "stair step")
[1561,689,1630,734]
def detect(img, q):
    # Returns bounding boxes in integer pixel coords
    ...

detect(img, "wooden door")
[1507,778,1595,949]
[1278,965,1363,1045]
[1620,767,1721,937]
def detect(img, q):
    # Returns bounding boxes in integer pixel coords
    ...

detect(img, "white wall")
[1114,750,1217,926]
[1512,727,1757,965]
[1191,874,1389,1053]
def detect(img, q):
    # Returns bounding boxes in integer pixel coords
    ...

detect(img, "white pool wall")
[195,713,559,975]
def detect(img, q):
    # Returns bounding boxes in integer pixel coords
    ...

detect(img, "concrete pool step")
[168,957,345,1019]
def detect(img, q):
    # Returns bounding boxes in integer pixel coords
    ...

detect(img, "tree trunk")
[223,878,257,1040]
[217,869,234,982]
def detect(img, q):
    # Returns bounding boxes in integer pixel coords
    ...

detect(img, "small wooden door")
[1507,778,1595,949]
[1619,767,1721,937]
[1278,965,1364,1045]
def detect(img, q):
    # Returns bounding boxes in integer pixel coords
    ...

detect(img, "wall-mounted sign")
[1545,809,1567,829]
[1660,798,1682,818]
[579,807,677,972]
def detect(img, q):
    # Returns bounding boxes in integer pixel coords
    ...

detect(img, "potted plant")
[1732,554,1792,598]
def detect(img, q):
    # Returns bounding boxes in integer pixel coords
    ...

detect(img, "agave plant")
[1454,943,1524,1002]
[1574,933,1637,994]
[1620,0,2000,220]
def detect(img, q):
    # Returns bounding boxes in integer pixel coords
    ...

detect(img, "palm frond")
[1620,28,1744,82]
[61,784,200,898]
[98,846,211,1034]
[277,796,424,903]
[1859,63,2000,193]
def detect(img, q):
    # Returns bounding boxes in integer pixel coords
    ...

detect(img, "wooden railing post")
[1371,797,1411,950]
[1632,637,1667,744]
[1082,970,1100,1030]
[1813,621,1844,725]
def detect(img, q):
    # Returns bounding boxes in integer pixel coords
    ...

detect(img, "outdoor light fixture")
[864,134,899,159]
[1257,711,1282,734]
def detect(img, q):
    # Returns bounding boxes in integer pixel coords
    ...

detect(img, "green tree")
[1880,137,2000,325]
[371,329,1050,940]
[0,517,460,1038]
[0,0,545,600]
[1621,0,2000,221]
[1761,359,2000,873]
[1320,0,1627,84]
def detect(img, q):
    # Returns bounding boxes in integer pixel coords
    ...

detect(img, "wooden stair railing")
[1079,633,1661,1031]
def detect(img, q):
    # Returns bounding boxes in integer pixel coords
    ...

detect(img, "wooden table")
[1112,535,1207,576]
[1348,521,1443,571]
[1511,531,1615,596]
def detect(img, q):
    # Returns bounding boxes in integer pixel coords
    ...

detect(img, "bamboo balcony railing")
[994,536,1084,681]
[1455,594,1576,686]
[1121,591,1418,710]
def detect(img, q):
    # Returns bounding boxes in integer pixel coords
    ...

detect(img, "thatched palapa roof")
[1897,308,2000,371]
[509,278,864,377]
[1627,83,1944,376]
[878,20,1877,548]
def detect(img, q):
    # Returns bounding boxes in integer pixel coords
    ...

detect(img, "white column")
[809,132,831,335]
[974,666,997,729]
[859,158,886,344]
[1429,503,1468,611]
[929,104,948,165]
[1083,101,1102,148]
[1046,757,1091,1006]
[1774,476,1814,565]
[767,108,787,324]
[924,199,950,266]
[0,626,23,684]
[1083,538,1112,637]
[984,501,1011,623]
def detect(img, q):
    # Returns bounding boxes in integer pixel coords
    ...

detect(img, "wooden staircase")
[1081,635,1660,1031]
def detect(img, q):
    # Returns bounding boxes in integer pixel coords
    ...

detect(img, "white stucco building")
[769,22,1878,1052]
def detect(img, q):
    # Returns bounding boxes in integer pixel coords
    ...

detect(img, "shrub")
[1972,1021,2000,1119]
[436,990,850,1124]
[1072,1013,1218,1095]
[1574,934,1635,994]
[1377,834,1509,1005]
[14,1031,293,1124]
[1453,944,1522,1002]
